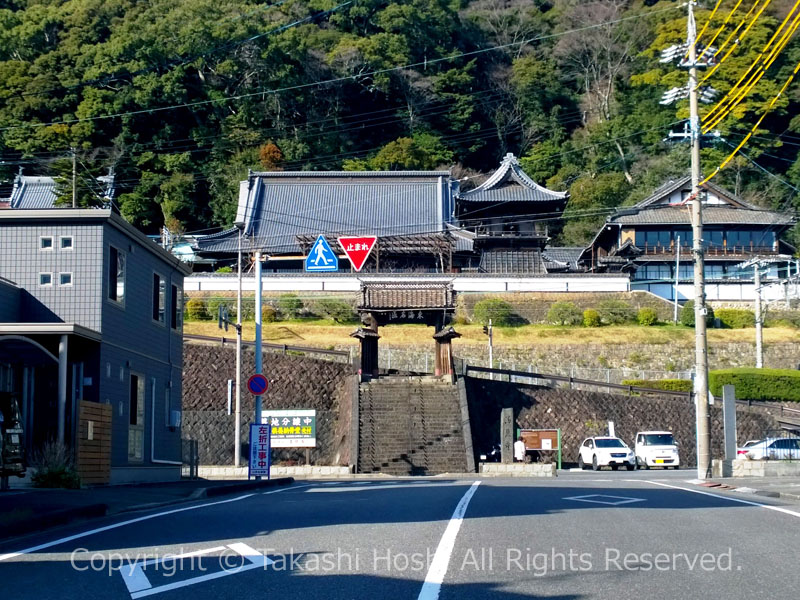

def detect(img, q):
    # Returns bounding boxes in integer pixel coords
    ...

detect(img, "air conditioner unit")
[169,410,182,428]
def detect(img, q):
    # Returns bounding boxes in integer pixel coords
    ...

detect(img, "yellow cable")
[702,0,799,124]
[700,57,800,186]
[700,0,763,86]
[704,10,800,131]
[704,0,746,55]
[689,0,727,59]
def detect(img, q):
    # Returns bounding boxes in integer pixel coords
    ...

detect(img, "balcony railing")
[637,244,776,256]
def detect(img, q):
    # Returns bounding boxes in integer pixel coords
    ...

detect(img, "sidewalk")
[0,477,293,541]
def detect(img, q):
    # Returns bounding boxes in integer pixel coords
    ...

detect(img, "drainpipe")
[151,377,181,465]
[57,335,68,444]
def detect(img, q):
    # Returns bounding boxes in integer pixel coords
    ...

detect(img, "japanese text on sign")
[248,423,271,478]
[262,409,316,448]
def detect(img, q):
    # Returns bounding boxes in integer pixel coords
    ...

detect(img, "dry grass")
[184,320,800,348]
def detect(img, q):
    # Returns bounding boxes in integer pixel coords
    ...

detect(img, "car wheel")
[578,456,586,470]
[592,455,600,471]
[644,462,650,470]
[626,464,635,471]
[611,465,619,471]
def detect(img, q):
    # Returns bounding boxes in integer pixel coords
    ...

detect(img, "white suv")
[578,437,636,471]
[634,431,680,469]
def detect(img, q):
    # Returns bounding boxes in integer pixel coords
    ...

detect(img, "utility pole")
[754,263,763,368]
[71,147,77,208]
[254,249,263,427]
[234,223,244,467]
[674,235,681,323]
[688,1,711,481]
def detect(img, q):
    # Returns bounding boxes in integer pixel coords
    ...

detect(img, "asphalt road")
[1,471,799,600]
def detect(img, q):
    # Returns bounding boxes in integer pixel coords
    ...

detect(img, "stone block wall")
[464,377,780,467]
[182,343,356,465]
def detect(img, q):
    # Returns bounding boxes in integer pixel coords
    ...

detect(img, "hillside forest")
[1,0,799,245]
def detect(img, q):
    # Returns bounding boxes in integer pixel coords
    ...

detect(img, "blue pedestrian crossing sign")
[305,235,338,272]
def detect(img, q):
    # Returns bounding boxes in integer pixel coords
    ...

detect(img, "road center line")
[644,480,800,519]
[0,484,305,562]
[417,481,481,600]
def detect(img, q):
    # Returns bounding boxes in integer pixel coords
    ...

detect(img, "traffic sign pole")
[255,250,263,478]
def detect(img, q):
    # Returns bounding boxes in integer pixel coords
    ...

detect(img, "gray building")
[0,209,191,484]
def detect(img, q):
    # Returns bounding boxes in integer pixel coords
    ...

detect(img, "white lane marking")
[564,494,645,506]
[417,481,481,600]
[125,542,272,599]
[262,483,312,495]
[644,480,800,519]
[0,484,302,562]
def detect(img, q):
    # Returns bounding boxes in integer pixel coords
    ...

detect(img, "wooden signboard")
[77,401,112,485]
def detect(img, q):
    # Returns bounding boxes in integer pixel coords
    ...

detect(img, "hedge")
[473,298,515,326]
[709,368,800,402]
[715,308,755,329]
[621,379,693,393]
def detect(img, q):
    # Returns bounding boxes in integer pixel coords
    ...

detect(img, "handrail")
[183,333,351,358]
[462,365,693,399]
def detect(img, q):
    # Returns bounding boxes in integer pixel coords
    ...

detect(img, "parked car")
[741,438,800,460]
[634,431,680,469]
[578,436,635,471]
[736,440,762,457]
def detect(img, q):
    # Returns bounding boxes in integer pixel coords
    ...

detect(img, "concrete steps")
[357,376,468,475]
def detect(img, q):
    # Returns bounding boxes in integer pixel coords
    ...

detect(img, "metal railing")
[184,333,351,362]
[462,364,693,400]
[181,439,199,479]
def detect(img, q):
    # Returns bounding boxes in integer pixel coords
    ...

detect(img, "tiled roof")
[197,172,453,254]
[478,248,546,274]
[360,281,454,310]
[611,205,793,226]
[9,176,57,209]
[541,247,583,270]
[458,153,568,204]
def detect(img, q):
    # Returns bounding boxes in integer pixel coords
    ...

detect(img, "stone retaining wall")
[478,463,556,477]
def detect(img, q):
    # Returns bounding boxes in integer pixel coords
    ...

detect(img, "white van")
[634,431,680,469]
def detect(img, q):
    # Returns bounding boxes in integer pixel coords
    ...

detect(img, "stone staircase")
[357,376,468,475]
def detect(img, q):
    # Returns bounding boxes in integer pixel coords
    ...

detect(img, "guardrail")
[462,364,693,400]
[183,333,351,360]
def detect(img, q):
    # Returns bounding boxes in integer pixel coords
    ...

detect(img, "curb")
[701,480,800,502]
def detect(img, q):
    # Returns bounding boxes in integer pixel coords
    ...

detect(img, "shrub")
[679,300,714,327]
[473,298,514,326]
[262,304,277,323]
[277,293,304,319]
[715,308,755,329]
[637,307,658,326]
[709,368,800,402]
[583,309,601,327]
[765,310,800,328]
[31,441,81,489]
[313,298,356,323]
[621,379,693,393]
[546,302,582,325]
[185,298,210,320]
[215,266,233,273]
[597,299,635,325]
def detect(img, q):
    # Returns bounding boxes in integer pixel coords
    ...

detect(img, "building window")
[40,236,53,250]
[152,273,166,323]
[39,272,52,286]
[59,272,73,286]
[60,236,74,250]
[108,246,126,304]
[171,284,183,330]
